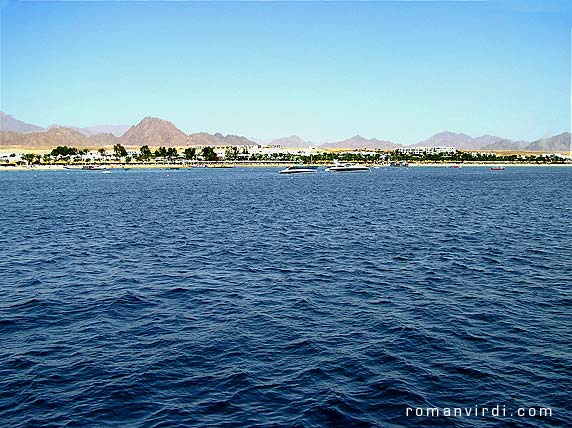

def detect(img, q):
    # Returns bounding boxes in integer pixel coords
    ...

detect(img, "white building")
[0,152,21,163]
[395,146,457,155]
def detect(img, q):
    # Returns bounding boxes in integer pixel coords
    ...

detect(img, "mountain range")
[1,112,130,137]
[415,131,531,151]
[0,112,44,133]
[0,127,116,149]
[0,112,569,152]
[0,114,260,149]
[262,135,315,148]
[46,124,131,137]
[321,131,569,152]
[321,135,401,150]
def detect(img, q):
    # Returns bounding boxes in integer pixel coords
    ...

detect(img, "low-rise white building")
[82,150,108,161]
[395,146,457,155]
[0,152,21,163]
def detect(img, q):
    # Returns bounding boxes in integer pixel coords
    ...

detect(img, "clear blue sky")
[1,0,570,144]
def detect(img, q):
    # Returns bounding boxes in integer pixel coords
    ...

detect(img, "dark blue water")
[1,166,571,427]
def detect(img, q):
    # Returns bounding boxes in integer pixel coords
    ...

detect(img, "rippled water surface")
[1,166,571,427]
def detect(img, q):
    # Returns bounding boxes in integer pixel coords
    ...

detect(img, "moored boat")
[325,161,369,172]
[490,166,506,171]
[389,161,409,167]
[279,165,318,174]
[63,165,107,171]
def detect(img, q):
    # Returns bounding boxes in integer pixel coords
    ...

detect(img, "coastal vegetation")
[201,147,218,162]
[113,144,128,158]
[3,144,569,167]
[298,151,569,165]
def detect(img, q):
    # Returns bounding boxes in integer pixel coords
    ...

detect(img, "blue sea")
[1,166,571,427]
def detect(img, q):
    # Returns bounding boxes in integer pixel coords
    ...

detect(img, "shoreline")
[1,162,571,171]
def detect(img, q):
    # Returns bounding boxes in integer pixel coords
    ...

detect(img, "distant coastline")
[2,162,572,172]
[1,143,570,170]
[2,113,571,153]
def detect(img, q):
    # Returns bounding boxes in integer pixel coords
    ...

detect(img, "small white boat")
[82,165,107,170]
[389,161,409,167]
[279,165,318,174]
[64,165,107,171]
[325,161,370,172]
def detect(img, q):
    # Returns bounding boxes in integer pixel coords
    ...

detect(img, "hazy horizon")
[1,0,571,145]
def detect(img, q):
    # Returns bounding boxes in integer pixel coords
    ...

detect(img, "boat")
[325,161,370,172]
[450,164,462,169]
[389,161,409,167]
[63,165,106,171]
[279,165,318,174]
[490,166,506,171]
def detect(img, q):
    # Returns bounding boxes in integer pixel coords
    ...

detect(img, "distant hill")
[120,117,188,147]
[48,124,131,137]
[120,118,256,147]
[417,131,478,150]
[0,112,129,138]
[1,127,90,149]
[89,132,120,146]
[0,112,43,133]
[268,135,313,148]
[0,131,26,147]
[416,131,531,151]
[319,131,568,152]
[0,126,120,149]
[187,132,256,146]
[48,124,95,136]
[321,135,401,150]
[473,134,503,146]
[222,134,256,146]
[481,139,528,151]
[187,132,225,146]
[526,132,571,152]
[81,125,130,137]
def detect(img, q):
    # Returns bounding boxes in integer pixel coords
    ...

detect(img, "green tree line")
[5,145,568,166]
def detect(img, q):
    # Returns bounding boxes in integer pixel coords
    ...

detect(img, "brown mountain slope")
[417,131,478,149]
[120,117,188,147]
[188,132,226,146]
[0,131,24,147]
[187,132,256,146]
[526,132,571,152]
[89,133,119,146]
[0,127,91,149]
[0,112,44,133]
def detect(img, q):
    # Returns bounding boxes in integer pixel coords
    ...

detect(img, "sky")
[1,0,571,144]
